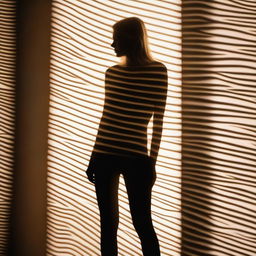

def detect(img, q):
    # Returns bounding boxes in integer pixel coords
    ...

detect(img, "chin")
[114,50,125,57]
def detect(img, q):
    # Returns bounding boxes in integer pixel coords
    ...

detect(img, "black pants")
[92,153,160,256]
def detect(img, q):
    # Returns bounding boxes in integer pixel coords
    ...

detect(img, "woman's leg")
[123,157,160,256]
[94,160,120,256]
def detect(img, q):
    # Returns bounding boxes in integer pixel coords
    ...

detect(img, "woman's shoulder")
[151,61,167,71]
[106,61,167,71]
[105,64,122,74]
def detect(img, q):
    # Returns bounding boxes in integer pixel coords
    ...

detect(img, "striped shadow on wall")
[181,1,256,255]
[1,0,255,255]
[0,1,16,254]
[47,1,181,256]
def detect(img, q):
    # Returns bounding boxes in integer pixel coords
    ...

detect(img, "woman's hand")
[86,167,96,184]
[149,156,156,170]
[148,156,157,186]
[86,152,97,184]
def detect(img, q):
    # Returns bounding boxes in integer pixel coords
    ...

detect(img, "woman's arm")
[86,68,111,183]
[150,65,168,165]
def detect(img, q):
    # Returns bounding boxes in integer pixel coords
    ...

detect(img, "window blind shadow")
[0,1,16,254]
[48,1,182,255]
[181,1,256,255]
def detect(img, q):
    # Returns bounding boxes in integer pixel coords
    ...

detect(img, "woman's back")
[93,61,167,157]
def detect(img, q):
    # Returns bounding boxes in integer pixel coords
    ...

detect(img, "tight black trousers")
[92,153,160,256]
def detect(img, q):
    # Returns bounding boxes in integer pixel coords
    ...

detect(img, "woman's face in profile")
[111,31,130,57]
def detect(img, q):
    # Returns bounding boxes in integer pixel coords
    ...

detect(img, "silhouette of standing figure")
[86,17,168,256]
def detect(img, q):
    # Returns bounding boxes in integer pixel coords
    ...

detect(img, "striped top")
[92,61,168,158]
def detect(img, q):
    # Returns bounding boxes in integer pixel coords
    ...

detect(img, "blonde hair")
[113,17,154,65]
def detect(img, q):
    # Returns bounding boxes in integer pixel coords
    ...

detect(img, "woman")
[86,17,168,256]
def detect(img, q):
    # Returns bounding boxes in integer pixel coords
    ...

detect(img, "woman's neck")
[119,56,154,67]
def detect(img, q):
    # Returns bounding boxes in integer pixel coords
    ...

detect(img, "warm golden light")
[47,1,181,255]
[0,1,16,254]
